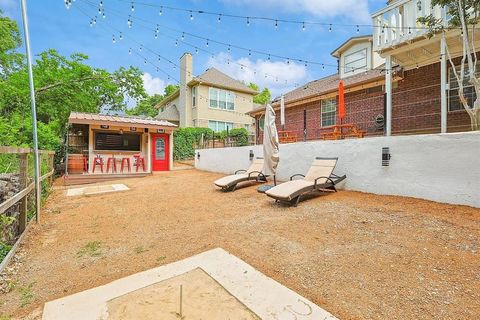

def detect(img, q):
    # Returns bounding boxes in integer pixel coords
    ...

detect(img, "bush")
[173,127,213,160]
[227,128,249,146]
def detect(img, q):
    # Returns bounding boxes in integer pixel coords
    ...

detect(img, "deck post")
[18,153,28,233]
[440,33,447,133]
[385,55,393,136]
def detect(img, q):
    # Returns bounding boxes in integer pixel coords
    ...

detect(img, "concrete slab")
[66,184,129,197]
[42,248,338,320]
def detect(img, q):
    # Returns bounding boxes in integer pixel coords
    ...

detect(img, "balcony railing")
[372,0,446,51]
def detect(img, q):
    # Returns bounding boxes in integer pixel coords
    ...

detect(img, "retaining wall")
[195,132,480,208]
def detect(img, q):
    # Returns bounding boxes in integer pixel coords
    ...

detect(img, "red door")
[151,134,169,171]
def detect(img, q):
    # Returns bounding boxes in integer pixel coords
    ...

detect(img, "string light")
[181,32,185,40]
[175,39,178,46]
[119,32,123,40]
[274,19,278,29]
[112,34,116,43]
[131,1,134,12]
[189,10,194,20]
[206,39,209,47]
[139,44,142,51]
[128,47,132,54]
[159,6,163,15]
[302,22,306,32]
[218,14,221,23]
[127,15,132,28]
[246,17,250,26]
[195,47,199,54]
[329,24,332,32]
[356,25,359,34]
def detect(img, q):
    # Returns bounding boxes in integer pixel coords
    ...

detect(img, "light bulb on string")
[267,54,271,61]
[89,19,93,27]
[206,39,209,47]
[119,32,123,40]
[112,35,116,43]
[102,10,106,19]
[128,48,132,55]
[99,1,103,7]
[131,1,134,12]
[248,50,251,56]
[189,11,194,20]
[127,15,132,28]
[218,14,222,23]
[156,67,159,72]
[227,45,231,53]
[158,56,161,62]
[159,6,163,15]
[322,64,325,70]
[175,39,178,46]
[144,59,147,65]
[274,20,278,30]
[246,17,250,26]
[356,25,360,34]
[195,47,199,54]
[139,44,143,52]
[287,58,290,65]
[329,24,332,32]
[302,22,306,31]
[181,32,185,40]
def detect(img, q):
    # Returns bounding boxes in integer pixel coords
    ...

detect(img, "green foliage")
[127,85,179,117]
[76,241,103,258]
[18,283,35,307]
[173,127,213,160]
[0,12,147,159]
[0,242,12,262]
[248,83,271,105]
[227,128,249,146]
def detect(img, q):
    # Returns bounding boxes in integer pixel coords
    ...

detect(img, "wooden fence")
[0,146,55,272]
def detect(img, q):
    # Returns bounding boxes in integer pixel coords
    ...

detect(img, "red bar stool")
[82,156,88,173]
[106,155,117,173]
[121,157,131,173]
[92,155,104,173]
[133,155,146,172]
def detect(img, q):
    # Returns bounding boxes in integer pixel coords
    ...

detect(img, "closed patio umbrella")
[338,80,345,123]
[258,104,279,192]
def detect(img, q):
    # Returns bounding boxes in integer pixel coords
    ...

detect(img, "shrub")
[227,128,249,146]
[173,127,213,160]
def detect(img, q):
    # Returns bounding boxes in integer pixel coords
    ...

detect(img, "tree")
[0,11,147,150]
[248,83,271,105]
[420,0,480,130]
[127,84,179,117]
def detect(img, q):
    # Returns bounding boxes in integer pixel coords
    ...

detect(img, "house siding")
[254,62,472,143]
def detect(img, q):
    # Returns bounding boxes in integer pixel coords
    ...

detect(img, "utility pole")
[20,0,42,223]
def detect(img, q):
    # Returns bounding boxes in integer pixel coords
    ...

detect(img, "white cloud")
[206,52,310,98]
[141,72,166,96]
[220,0,370,22]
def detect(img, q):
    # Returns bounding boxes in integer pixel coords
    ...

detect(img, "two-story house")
[155,53,258,132]
[250,0,473,142]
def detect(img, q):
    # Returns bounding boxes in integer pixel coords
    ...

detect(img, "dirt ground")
[0,169,479,319]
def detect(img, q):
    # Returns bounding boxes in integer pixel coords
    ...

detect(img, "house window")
[208,120,234,132]
[344,48,367,73]
[321,99,337,127]
[192,86,197,107]
[209,87,235,110]
[448,64,479,112]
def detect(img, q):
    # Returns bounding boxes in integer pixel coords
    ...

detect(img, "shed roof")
[69,112,177,128]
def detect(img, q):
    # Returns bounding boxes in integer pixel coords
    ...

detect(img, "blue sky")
[2,0,385,98]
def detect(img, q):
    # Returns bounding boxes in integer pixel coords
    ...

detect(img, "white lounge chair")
[265,157,346,206]
[214,158,267,192]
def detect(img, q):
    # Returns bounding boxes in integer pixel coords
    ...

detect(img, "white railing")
[372,0,446,51]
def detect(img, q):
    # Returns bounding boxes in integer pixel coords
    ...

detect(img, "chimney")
[180,52,193,85]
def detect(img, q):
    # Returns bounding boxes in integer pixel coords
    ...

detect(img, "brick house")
[250,0,473,143]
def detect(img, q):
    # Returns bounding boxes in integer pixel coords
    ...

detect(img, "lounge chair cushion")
[265,179,314,201]
[214,173,249,188]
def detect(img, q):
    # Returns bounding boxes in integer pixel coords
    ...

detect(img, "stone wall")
[0,174,21,243]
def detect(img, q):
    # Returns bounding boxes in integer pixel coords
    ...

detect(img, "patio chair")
[214,157,267,192]
[265,157,346,206]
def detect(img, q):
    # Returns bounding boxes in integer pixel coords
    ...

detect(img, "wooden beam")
[0,146,31,154]
[0,183,34,215]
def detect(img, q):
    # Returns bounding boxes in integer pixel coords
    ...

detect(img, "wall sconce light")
[119,129,124,135]
[197,152,200,160]
[249,150,254,161]
[382,147,391,166]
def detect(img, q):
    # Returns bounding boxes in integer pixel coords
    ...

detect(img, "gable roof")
[188,68,258,94]
[69,112,177,128]
[331,35,373,58]
[156,104,180,122]
[249,68,386,115]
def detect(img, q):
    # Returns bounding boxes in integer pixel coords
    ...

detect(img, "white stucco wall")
[195,132,480,208]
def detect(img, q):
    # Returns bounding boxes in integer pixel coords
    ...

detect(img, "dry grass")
[0,169,479,319]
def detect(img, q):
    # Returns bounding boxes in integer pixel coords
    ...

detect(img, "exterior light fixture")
[249,150,254,161]
[382,147,391,166]
[197,152,200,160]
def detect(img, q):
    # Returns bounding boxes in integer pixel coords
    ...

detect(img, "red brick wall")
[255,62,472,143]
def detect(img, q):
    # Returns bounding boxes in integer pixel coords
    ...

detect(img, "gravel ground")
[0,169,479,319]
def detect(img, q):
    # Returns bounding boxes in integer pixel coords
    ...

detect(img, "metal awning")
[68,112,177,130]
